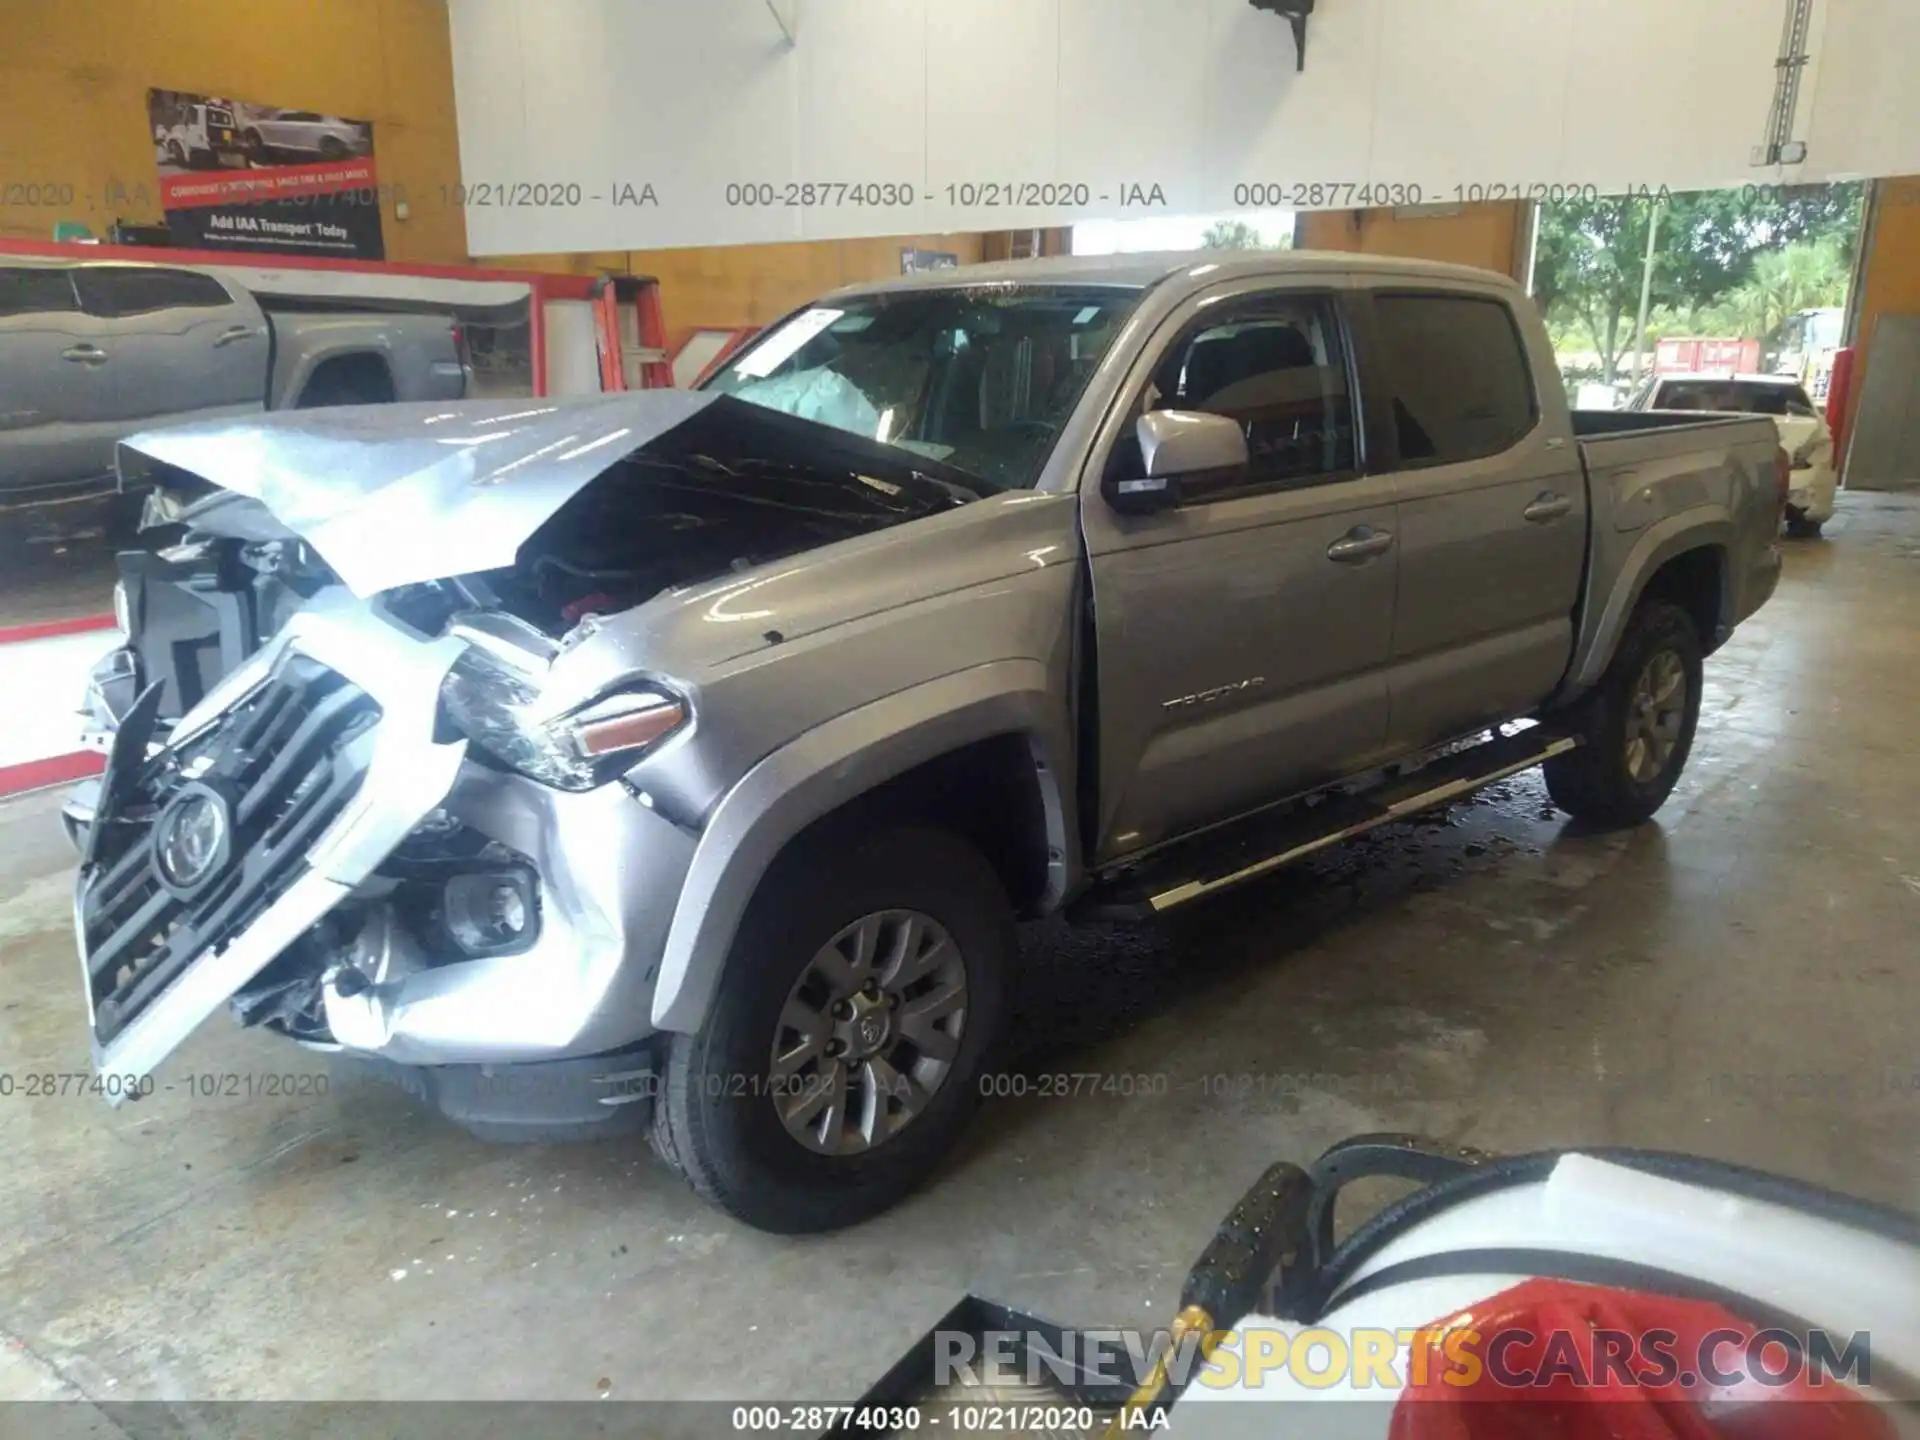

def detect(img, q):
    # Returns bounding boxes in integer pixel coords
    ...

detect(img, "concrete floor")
[2,495,1916,1412]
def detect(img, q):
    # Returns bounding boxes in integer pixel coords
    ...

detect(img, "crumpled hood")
[117,392,721,596]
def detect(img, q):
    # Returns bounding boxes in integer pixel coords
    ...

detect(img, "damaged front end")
[74,392,985,1132]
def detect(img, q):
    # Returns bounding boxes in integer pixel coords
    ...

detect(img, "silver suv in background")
[0,260,468,539]
[74,253,1784,1233]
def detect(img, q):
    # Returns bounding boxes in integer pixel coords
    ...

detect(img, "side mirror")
[1104,410,1250,515]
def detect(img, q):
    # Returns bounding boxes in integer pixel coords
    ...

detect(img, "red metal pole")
[1826,345,1858,476]
[529,280,549,397]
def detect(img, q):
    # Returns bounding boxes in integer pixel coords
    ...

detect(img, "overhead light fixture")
[1248,0,1315,72]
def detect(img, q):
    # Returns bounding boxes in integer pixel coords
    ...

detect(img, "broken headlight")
[438,642,687,792]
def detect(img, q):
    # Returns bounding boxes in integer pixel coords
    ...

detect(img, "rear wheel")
[1544,599,1703,828]
[653,824,1012,1233]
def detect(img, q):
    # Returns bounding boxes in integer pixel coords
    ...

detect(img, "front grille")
[80,655,380,1047]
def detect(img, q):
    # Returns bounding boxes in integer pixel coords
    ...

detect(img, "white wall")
[448,0,1920,256]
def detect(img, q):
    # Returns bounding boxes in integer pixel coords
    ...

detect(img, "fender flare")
[1566,512,1733,693]
[276,343,397,410]
[648,660,1072,1034]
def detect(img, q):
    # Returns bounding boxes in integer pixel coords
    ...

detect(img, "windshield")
[1655,380,1817,417]
[701,285,1141,491]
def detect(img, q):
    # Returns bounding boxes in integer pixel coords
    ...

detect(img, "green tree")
[1719,236,1851,337]
[1532,197,1658,383]
[1532,183,1863,382]
[1202,218,1280,250]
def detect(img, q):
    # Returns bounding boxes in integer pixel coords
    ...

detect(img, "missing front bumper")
[75,600,700,1096]
[75,607,468,1100]
[326,1045,658,1143]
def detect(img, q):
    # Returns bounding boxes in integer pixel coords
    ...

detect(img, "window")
[1654,379,1816,418]
[1133,295,1356,488]
[1372,294,1536,466]
[704,285,1140,492]
[0,267,79,318]
[74,266,233,318]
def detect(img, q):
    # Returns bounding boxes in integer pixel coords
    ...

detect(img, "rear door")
[1082,277,1400,859]
[73,266,269,431]
[1354,286,1586,751]
[0,265,121,489]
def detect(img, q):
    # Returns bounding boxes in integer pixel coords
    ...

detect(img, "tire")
[1544,599,1703,829]
[166,140,187,168]
[1785,510,1825,539]
[653,825,1012,1233]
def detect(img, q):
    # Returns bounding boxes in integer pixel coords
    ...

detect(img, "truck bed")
[1571,408,1769,438]
[1564,408,1783,683]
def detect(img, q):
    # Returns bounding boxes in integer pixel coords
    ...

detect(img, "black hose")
[1305,1146,1920,1323]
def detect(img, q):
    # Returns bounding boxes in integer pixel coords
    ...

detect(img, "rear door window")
[0,267,79,318]
[1371,293,1537,466]
[74,267,233,318]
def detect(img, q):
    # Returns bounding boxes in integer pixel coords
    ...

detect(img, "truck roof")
[826,249,1520,300]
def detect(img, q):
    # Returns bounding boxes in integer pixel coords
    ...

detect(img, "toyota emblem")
[153,785,232,894]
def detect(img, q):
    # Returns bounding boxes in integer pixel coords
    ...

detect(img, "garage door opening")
[1530,181,1867,412]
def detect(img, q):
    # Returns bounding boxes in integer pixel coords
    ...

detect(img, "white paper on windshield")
[733,308,845,378]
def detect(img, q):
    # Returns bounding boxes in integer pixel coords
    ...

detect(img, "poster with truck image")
[147,89,384,259]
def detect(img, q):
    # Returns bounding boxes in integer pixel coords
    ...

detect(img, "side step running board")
[1078,728,1579,919]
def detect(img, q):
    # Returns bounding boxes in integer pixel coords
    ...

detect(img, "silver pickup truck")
[72,252,1784,1233]
[0,257,468,538]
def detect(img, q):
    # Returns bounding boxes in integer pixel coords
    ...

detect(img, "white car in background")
[238,107,370,163]
[1631,373,1838,537]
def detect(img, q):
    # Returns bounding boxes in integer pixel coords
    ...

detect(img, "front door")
[0,265,120,489]
[72,266,268,433]
[1082,281,1399,860]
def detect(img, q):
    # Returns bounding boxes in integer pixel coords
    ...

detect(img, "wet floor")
[1,495,1915,1410]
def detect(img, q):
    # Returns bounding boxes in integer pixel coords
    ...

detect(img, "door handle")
[213,326,259,347]
[1326,525,1394,563]
[1523,492,1573,523]
[61,344,107,365]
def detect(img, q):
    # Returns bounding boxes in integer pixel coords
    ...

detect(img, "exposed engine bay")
[106,396,988,730]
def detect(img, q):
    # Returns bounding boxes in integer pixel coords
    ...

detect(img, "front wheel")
[1544,599,1703,829]
[653,825,1012,1233]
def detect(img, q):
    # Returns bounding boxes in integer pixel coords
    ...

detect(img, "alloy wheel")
[1624,648,1687,783]
[769,909,968,1156]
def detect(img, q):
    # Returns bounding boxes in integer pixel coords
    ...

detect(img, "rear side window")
[1372,294,1537,466]
[0,267,78,317]
[74,267,233,318]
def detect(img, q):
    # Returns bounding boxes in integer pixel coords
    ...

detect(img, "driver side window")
[1123,294,1356,492]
